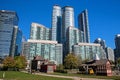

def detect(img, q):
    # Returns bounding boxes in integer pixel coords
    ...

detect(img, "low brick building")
[80,59,112,76]
[31,56,56,73]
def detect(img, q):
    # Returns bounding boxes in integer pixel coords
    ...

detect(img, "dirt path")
[21,71,111,80]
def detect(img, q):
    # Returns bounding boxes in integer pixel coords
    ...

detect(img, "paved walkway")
[34,73,111,80]
[21,71,112,80]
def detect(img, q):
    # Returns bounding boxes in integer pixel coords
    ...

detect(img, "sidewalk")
[34,72,111,80]
[21,71,111,80]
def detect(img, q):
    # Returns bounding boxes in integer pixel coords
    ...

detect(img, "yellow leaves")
[3,56,27,69]
[3,57,16,68]
[64,53,79,69]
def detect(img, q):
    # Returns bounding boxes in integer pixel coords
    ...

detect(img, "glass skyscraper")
[73,43,106,61]
[114,34,120,60]
[66,27,79,54]
[22,42,30,60]
[94,38,106,50]
[78,9,90,43]
[62,6,74,43]
[22,22,63,65]
[15,27,22,56]
[105,47,114,62]
[23,39,63,65]
[51,5,62,42]
[0,10,19,59]
[10,26,22,57]
[30,23,50,40]
[22,5,109,65]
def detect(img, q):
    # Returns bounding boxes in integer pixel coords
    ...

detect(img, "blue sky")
[0,0,120,49]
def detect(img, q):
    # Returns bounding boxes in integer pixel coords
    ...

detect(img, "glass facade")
[0,10,19,59]
[51,5,62,42]
[15,28,22,56]
[23,40,63,65]
[22,42,30,60]
[114,34,120,60]
[115,34,120,50]
[10,26,18,57]
[73,43,106,61]
[79,30,84,42]
[30,23,50,40]
[66,27,79,54]
[28,22,63,65]
[105,47,114,62]
[62,6,74,43]
[94,38,106,50]
[21,5,110,65]
[78,9,90,43]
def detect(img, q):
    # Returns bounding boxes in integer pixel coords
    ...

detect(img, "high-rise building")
[78,9,90,43]
[79,30,84,43]
[23,5,109,65]
[73,43,106,61]
[30,23,50,40]
[105,47,114,62]
[10,26,22,57]
[10,26,18,57]
[15,28,22,56]
[22,39,63,65]
[51,5,62,42]
[22,42,30,60]
[94,38,106,50]
[62,6,74,43]
[114,34,120,60]
[0,10,19,59]
[94,38,115,62]
[66,27,79,54]
[25,22,63,65]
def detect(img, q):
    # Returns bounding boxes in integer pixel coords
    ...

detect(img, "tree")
[56,64,64,70]
[15,56,27,69]
[3,57,16,68]
[64,53,79,69]
[117,57,120,65]
[77,54,82,66]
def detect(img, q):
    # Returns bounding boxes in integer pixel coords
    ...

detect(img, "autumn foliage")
[64,53,79,69]
[15,56,27,69]
[3,57,16,68]
[3,56,26,70]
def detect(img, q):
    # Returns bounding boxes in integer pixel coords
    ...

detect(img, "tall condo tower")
[0,10,19,58]
[30,23,50,40]
[115,34,120,51]
[51,5,62,42]
[78,9,90,43]
[114,34,120,60]
[62,6,74,43]
[94,38,106,50]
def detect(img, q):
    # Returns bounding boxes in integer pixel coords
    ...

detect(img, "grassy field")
[52,72,120,80]
[0,71,72,80]
[1,71,120,80]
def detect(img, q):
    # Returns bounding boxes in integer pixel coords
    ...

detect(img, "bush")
[56,64,64,70]
[54,69,67,73]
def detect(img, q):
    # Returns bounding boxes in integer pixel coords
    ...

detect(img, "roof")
[34,56,44,61]
[85,59,110,66]
[95,59,109,65]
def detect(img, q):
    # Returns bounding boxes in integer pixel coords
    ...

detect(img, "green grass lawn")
[1,71,120,80]
[0,71,72,80]
[52,72,120,80]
